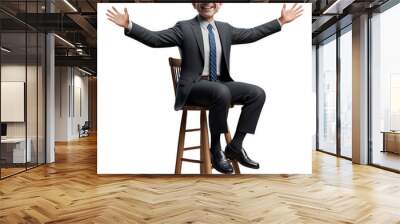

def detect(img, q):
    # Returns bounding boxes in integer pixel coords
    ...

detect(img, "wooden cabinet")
[382,131,400,154]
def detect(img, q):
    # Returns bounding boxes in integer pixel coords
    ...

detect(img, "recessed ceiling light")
[1,47,11,53]
[78,67,92,76]
[63,0,78,12]
[54,34,75,48]
[323,0,355,14]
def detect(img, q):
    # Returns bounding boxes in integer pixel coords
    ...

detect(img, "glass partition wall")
[339,27,352,159]
[316,0,400,172]
[0,1,46,179]
[316,26,353,159]
[370,3,400,171]
[317,35,337,155]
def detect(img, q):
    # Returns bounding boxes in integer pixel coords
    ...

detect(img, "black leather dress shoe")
[225,143,260,169]
[210,150,233,174]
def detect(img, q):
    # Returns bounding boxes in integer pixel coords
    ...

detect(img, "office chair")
[78,121,90,138]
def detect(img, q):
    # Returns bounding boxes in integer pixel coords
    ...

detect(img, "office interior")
[0,0,400,222]
[0,0,97,178]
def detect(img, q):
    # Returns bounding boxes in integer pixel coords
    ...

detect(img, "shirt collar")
[197,15,217,30]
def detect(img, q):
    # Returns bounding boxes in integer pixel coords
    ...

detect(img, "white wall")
[1,65,39,138]
[55,66,89,141]
[312,45,317,150]
[55,66,69,141]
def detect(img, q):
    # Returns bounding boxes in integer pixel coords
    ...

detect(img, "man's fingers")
[107,17,116,24]
[112,6,120,15]
[295,9,304,17]
[124,7,128,15]
[291,3,297,10]
[107,9,116,17]
[295,5,303,12]
[294,13,303,20]
[106,12,116,20]
[297,9,304,15]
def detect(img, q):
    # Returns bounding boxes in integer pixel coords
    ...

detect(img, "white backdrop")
[97,3,312,174]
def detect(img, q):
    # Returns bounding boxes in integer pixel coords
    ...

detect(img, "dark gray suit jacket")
[124,16,281,111]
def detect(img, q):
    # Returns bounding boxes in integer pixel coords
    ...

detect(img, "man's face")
[192,3,222,20]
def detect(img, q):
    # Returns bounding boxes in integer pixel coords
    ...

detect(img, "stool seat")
[183,105,208,111]
[183,104,234,111]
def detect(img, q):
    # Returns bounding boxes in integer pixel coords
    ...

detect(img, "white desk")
[1,138,32,163]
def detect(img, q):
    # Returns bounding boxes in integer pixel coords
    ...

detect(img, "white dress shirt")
[197,15,222,77]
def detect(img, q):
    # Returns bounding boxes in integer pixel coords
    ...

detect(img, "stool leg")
[175,110,187,174]
[224,130,241,174]
[201,110,212,174]
[199,111,204,174]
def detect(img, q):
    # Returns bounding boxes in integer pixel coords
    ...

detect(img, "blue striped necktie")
[207,24,217,82]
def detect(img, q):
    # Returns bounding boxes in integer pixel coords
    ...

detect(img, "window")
[339,28,352,158]
[370,3,400,171]
[318,36,337,154]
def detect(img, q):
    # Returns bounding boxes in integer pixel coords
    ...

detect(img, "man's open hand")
[106,6,130,29]
[279,3,303,26]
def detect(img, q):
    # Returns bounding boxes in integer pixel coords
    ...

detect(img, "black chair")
[78,121,90,138]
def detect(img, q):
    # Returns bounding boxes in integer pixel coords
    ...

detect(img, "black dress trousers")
[185,79,266,135]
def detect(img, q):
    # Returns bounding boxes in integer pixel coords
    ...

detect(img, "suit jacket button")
[192,80,196,83]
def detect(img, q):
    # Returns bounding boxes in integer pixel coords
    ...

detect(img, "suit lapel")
[190,17,204,62]
[215,21,228,68]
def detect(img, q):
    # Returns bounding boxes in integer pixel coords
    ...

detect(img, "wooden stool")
[169,57,240,174]
[174,107,240,174]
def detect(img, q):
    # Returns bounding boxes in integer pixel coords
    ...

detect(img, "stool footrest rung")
[184,146,201,150]
[181,158,202,163]
[185,128,201,132]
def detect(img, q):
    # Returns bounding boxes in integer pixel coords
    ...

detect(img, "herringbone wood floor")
[1,134,400,223]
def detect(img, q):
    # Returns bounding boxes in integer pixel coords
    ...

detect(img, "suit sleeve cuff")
[128,21,133,31]
[277,18,282,27]
[124,21,133,34]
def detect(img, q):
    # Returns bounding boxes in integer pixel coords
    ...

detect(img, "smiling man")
[107,3,302,174]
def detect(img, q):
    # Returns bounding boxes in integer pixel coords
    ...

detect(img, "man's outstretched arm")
[230,3,303,45]
[106,6,183,48]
